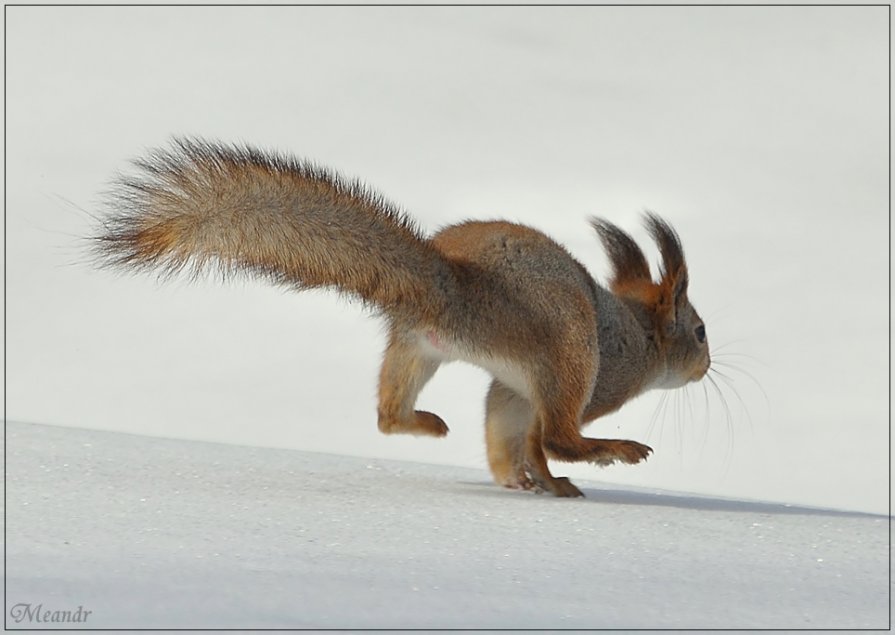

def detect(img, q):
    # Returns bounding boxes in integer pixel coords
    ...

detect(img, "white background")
[6,5,889,513]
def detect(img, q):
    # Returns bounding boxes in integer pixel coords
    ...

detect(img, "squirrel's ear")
[591,217,651,292]
[656,302,676,336]
[644,212,688,301]
[643,213,689,336]
[672,267,689,306]
[654,268,688,335]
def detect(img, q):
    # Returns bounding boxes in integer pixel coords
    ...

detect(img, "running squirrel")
[94,138,710,497]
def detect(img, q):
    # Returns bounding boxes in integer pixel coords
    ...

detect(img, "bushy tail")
[94,138,454,322]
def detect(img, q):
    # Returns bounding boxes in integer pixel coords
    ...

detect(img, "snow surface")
[5,421,889,630]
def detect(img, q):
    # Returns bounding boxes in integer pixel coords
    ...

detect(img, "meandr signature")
[9,602,92,624]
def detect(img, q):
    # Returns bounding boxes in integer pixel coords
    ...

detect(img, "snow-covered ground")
[6,421,888,630]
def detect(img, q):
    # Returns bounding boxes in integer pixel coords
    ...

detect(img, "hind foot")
[543,476,584,498]
[524,467,584,498]
[498,471,536,491]
[497,470,583,498]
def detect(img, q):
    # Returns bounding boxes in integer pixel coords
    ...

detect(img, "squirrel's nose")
[690,353,710,382]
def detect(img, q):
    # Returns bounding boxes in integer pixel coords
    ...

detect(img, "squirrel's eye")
[695,324,706,343]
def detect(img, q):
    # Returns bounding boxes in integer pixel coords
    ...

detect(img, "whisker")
[684,383,697,431]
[659,391,670,449]
[712,350,768,366]
[708,366,734,382]
[711,339,753,353]
[674,389,684,462]
[706,372,735,473]
[646,391,669,445]
[704,307,732,324]
[710,367,754,434]
[679,386,689,460]
[699,378,711,457]
[711,359,771,413]
[684,383,699,462]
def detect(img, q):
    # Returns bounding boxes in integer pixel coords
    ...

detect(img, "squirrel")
[93,138,711,498]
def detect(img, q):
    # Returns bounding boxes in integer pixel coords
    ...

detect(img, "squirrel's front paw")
[609,440,653,465]
[580,439,653,466]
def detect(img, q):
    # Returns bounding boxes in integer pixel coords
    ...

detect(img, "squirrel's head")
[591,213,710,388]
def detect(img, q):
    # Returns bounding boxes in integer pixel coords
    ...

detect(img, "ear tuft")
[590,217,651,292]
[644,212,688,300]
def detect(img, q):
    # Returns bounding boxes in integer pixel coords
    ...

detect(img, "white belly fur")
[417,330,532,399]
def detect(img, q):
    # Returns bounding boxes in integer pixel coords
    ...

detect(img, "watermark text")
[9,602,92,624]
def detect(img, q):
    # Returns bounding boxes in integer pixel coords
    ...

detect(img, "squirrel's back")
[414,220,603,396]
[430,220,600,357]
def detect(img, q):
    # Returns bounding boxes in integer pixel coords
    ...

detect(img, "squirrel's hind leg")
[484,380,535,490]
[485,380,584,497]
[524,421,585,497]
[377,328,448,437]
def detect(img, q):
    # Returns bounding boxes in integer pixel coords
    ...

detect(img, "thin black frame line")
[2,2,890,632]
[1,3,893,7]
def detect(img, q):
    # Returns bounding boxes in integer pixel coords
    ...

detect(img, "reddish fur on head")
[591,213,709,389]
[590,213,689,338]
